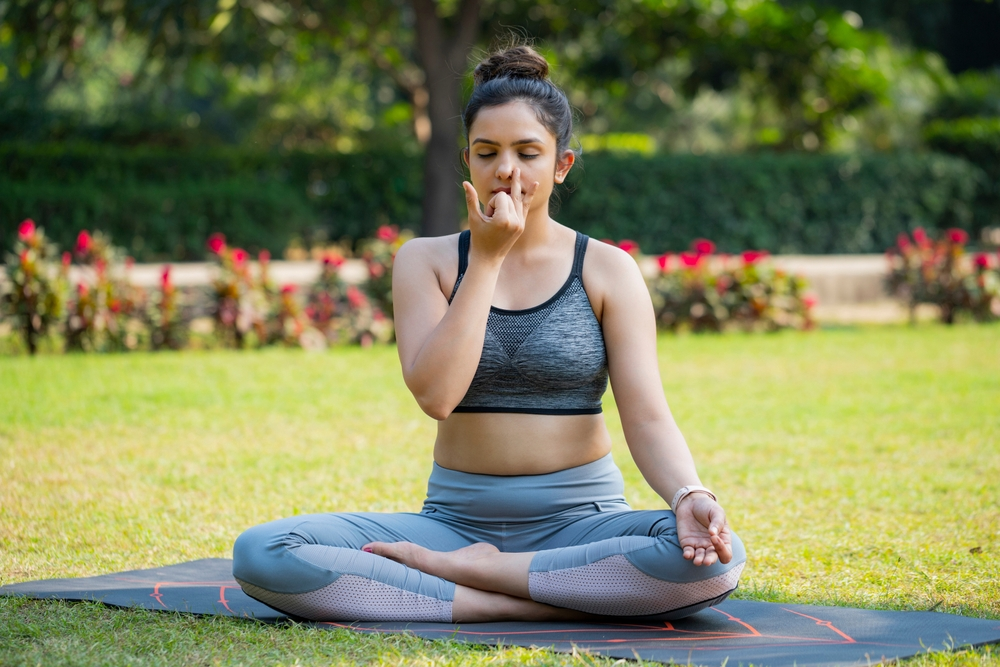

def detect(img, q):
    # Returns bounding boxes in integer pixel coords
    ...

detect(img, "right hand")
[462,167,539,264]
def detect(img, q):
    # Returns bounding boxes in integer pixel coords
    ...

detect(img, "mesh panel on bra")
[488,298,559,358]
[528,554,744,617]
[237,576,452,622]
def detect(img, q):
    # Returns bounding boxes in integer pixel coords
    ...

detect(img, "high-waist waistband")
[422,453,629,523]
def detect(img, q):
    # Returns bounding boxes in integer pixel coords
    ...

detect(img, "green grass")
[1,325,998,665]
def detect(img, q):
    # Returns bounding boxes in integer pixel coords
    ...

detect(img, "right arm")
[393,171,537,420]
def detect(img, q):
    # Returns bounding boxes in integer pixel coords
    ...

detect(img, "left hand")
[674,494,733,566]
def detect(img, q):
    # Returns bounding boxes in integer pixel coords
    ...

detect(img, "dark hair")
[463,45,576,156]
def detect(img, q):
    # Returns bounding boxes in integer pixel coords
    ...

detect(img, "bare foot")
[361,541,499,578]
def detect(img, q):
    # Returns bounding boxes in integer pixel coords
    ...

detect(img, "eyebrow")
[471,138,544,147]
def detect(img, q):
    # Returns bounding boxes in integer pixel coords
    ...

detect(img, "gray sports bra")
[448,230,609,415]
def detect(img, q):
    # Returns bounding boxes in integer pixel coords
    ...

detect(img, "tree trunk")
[411,0,481,237]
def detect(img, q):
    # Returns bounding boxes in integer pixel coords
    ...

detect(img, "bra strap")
[458,229,471,276]
[571,232,589,277]
[449,230,472,303]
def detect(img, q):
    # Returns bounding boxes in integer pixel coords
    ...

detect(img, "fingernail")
[362,546,373,553]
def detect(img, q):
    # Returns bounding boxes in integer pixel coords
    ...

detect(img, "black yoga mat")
[3,559,998,667]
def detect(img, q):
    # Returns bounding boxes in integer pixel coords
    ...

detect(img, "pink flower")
[322,253,344,268]
[258,249,271,264]
[95,258,107,278]
[617,239,640,255]
[77,282,88,296]
[692,238,716,256]
[347,286,367,308]
[741,250,768,265]
[161,265,172,288]
[231,248,248,266]
[281,284,296,295]
[896,232,911,250]
[75,230,92,255]
[803,295,818,309]
[207,233,226,255]
[946,228,969,245]
[974,253,989,269]
[125,256,135,270]
[680,251,701,268]
[62,252,71,268]
[369,262,385,278]
[913,227,930,248]
[656,254,673,272]
[18,219,36,241]
[376,225,399,243]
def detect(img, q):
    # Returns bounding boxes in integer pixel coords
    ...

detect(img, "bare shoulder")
[582,237,647,299]
[392,233,463,298]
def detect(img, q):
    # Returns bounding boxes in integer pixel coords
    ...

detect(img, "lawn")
[1,325,998,666]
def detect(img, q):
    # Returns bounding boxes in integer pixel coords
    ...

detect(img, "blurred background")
[1,0,998,260]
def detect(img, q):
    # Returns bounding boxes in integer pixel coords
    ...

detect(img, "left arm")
[588,244,733,566]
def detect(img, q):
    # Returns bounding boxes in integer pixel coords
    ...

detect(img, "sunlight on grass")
[1,324,998,665]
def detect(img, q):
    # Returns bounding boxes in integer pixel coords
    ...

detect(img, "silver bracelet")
[670,485,717,511]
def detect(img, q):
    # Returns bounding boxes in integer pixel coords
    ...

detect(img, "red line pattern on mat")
[143,582,868,650]
[781,608,857,643]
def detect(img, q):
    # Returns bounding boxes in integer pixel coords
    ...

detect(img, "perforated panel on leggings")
[528,554,744,616]
[237,576,452,622]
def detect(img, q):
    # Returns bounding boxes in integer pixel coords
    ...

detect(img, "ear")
[554,150,576,184]
[461,147,470,168]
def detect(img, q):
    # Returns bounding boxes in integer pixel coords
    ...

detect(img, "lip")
[492,187,512,195]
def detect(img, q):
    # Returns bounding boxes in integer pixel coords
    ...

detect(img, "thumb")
[463,182,483,220]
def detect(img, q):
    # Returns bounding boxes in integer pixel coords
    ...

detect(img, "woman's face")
[464,101,574,217]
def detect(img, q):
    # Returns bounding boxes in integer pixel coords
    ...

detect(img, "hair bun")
[473,45,549,86]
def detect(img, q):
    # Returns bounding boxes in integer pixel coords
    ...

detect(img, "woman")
[233,45,745,623]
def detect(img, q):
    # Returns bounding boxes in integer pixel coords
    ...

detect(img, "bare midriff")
[434,412,613,475]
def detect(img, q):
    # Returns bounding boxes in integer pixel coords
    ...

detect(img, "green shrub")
[924,117,1000,229]
[558,152,985,254]
[1,143,987,259]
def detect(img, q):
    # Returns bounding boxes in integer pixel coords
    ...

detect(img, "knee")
[631,528,746,585]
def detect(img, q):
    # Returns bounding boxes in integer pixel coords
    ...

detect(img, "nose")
[495,152,514,180]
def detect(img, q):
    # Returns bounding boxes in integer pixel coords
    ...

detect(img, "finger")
[512,167,522,203]
[521,180,540,217]
[463,182,484,221]
[683,546,695,561]
[693,547,706,566]
[711,532,733,564]
[485,192,499,218]
[702,548,718,567]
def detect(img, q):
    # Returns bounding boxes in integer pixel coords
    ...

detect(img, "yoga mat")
[3,558,998,667]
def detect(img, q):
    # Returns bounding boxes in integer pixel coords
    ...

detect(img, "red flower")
[281,284,296,295]
[946,228,969,245]
[62,252,72,268]
[77,282,89,296]
[109,299,122,314]
[803,295,818,309]
[207,233,226,255]
[656,254,673,272]
[913,227,930,248]
[692,238,716,256]
[346,286,367,308]
[741,250,769,265]
[75,230,92,255]
[259,249,271,264]
[617,239,640,255]
[680,251,701,268]
[896,232,911,250]
[376,225,399,243]
[161,265,172,288]
[231,248,248,266]
[18,219,36,241]
[974,253,989,269]
[322,253,344,268]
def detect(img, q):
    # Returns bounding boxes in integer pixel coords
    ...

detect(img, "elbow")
[411,389,455,421]
[419,400,453,422]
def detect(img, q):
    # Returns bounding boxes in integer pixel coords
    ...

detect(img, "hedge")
[925,117,1000,229]
[0,143,987,259]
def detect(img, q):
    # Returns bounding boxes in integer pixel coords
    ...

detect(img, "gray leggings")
[232,454,745,622]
